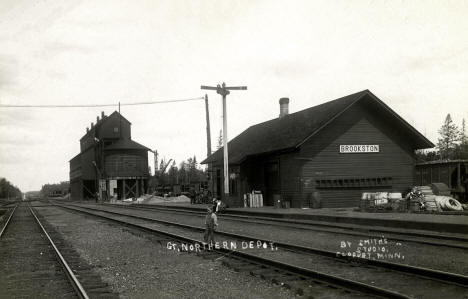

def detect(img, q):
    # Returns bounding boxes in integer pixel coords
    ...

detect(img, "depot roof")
[202,90,434,165]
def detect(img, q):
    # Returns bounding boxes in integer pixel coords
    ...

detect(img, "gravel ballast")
[34,206,296,299]
[79,203,468,276]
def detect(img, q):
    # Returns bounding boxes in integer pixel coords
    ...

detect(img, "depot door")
[264,162,279,206]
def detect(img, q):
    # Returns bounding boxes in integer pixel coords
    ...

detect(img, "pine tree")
[455,118,468,159]
[216,129,223,149]
[159,159,165,172]
[192,155,197,168]
[179,161,188,184]
[461,119,467,145]
[168,161,177,184]
[437,114,459,159]
[189,156,197,183]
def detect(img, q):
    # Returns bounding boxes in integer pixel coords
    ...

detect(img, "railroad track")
[102,202,468,250]
[52,202,468,299]
[0,202,116,299]
[0,203,17,238]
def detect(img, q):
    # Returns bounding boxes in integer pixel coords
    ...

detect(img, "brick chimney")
[91,122,94,128]
[279,97,289,118]
[101,111,105,118]
[97,116,100,122]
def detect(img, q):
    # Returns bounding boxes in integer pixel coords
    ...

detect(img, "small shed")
[415,159,468,200]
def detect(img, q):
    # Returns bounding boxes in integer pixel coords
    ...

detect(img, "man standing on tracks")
[204,207,218,245]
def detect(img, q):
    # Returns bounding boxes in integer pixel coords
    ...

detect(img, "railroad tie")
[249,267,273,276]
[198,251,219,259]
[222,260,260,272]
[257,271,308,295]
[259,272,294,282]
[297,281,351,299]
[272,274,305,284]
[257,272,280,281]
[273,277,309,294]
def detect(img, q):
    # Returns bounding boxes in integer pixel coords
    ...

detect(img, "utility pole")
[204,94,212,157]
[118,101,122,140]
[204,94,214,196]
[201,82,247,198]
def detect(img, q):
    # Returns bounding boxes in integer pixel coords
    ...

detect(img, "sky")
[0,0,467,192]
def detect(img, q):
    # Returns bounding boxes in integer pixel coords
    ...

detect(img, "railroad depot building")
[202,90,434,208]
[70,111,150,201]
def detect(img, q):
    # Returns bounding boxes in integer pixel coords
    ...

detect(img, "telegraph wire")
[0,96,205,108]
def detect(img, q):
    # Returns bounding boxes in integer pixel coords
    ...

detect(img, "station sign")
[339,145,379,153]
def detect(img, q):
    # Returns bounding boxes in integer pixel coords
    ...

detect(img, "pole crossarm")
[201,83,248,97]
[200,86,218,90]
[225,86,247,90]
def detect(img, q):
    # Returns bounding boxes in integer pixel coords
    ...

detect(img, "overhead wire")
[0,96,205,108]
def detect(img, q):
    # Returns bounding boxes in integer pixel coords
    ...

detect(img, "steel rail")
[28,205,90,299]
[125,203,468,241]
[106,203,468,248]
[56,202,468,287]
[0,204,18,238]
[53,203,409,299]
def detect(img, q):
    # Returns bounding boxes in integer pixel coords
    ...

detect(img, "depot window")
[315,177,392,189]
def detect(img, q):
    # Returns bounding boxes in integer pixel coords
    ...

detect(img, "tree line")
[0,178,22,199]
[153,155,207,187]
[40,181,70,197]
[37,156,207,196]
[417,114,468,161]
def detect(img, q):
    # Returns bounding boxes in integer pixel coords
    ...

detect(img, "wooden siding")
[104,152,148,178]
[80,134,95,152]
[279,152,302,207]
[242,157,268,205]
[210,165,243,207]
[69,155,82,180]
[297,102,416,208]
[97,114,131,140]
[80,114,131,152]
[415,165,451,187]
[219,154,303,207]
[80,147,97,180]
[415,161,467,190]
[70,180,82,200]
